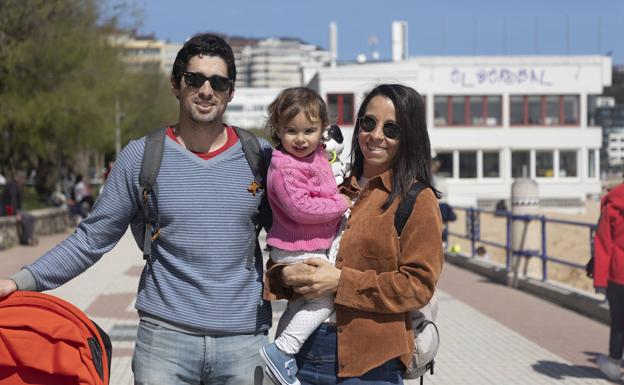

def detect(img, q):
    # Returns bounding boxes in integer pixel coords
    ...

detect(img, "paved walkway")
[0,230,619,384]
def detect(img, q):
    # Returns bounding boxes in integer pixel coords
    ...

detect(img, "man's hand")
[284,258,341,299]
[0,279,17,297]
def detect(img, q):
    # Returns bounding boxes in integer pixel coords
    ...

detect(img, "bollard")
[509,178,540,287]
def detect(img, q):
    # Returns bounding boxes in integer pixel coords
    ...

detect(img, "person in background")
[0,171,37,246]
[431,158,455,247]
[71,174,94,218]
[439,198,456,248]
[99,160,115,195]
[593,182,624,382]
[265,84,444,385]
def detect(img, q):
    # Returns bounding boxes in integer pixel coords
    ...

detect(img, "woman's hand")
[282,258,341,299]
[281,262,316,286]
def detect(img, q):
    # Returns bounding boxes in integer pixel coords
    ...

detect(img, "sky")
[129,0,624,64]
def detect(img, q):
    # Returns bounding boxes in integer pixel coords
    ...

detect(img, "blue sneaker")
[260,343,300,385]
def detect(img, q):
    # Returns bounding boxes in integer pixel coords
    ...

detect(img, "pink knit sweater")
[266,146,349,251]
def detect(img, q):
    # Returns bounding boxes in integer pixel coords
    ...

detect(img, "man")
[0,171,37,246]
[0,34,272,385]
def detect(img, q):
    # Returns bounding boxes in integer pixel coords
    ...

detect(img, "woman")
[265,84,444,385]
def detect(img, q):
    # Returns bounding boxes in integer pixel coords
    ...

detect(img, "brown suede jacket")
[264,170,444,377]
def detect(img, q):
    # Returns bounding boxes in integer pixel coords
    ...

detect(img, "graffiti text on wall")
[451,68,553,88]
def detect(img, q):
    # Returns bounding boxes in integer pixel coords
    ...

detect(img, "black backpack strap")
[233,126,273,269]
[139,127,167,260]
[233,127,271,227]
[395,182,428,237]
[234,127,268,191]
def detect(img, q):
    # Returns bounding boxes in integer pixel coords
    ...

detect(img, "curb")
[444,251,610,325]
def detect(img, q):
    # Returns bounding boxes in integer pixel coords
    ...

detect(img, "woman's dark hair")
[171,33,236,91]
[265,87,328,147]
[350,84,439,209]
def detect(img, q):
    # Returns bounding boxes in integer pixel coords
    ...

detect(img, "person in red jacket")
[594,183,624,381]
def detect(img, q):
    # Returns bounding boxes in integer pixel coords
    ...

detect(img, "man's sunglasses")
[358,115,401,139]
[182,72,232,92]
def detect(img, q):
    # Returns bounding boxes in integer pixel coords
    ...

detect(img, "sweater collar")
[343,169,393,193]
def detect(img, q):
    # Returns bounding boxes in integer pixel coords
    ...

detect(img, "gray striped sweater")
[21,134,273,334]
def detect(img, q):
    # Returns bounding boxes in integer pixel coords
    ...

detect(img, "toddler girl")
[260,87,349,385]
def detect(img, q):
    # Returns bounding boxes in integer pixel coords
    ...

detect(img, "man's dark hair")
[171,33,236,91]
[350,84,440,209]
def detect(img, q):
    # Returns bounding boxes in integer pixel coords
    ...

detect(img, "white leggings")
[270,248,334,355]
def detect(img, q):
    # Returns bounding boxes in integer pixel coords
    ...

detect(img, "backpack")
[138,126,272,266]
[395,182,440,384]
[0,291,111,385]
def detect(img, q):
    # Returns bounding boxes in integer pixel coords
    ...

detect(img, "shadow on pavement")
[532,359,622,383]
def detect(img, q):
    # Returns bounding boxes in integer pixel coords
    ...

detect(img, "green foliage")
[0,0,177,198]
[21,186,47,211]
[118,69,178,141]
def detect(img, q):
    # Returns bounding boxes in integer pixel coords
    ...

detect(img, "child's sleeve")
[270,164,348,225]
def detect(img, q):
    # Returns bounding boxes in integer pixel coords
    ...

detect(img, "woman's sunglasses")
[358,115,400,139]
[182,72,232,92]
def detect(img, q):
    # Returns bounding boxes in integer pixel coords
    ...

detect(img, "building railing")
[447,206,597,283]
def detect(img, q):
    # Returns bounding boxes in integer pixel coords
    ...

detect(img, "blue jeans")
[295,324,404,385]
[132,319,267,385]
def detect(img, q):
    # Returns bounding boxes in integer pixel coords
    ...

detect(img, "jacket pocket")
[357,248,398,271]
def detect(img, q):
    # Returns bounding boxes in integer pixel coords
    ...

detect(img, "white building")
[607,128,624,166]
[224,87,282,130]
[236,38,330,88]
[309,55,612,207]
[110,33,181,75]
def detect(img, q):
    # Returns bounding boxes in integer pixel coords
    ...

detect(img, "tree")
[0,0,177,199]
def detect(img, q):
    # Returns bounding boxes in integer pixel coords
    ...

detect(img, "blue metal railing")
[447,206,597,282]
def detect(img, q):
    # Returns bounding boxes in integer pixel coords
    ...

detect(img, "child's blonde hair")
[265,87,328,147]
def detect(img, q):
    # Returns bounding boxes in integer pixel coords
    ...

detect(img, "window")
[459,151,477,178]
[483,151,500,178]
[451,96,466,125]
[470,97,484,125]
[487,96,502,126]
[435,152,453,178]
[510,95,580,126]
[434,95,502,126]
[434,96,448,126]
[510,96,524,125]
[559,150,577,177]
[327,94,354,125]
[545,96,560,125]
[536,151,554,177]
[527,96,541,124]
[563,96,579,124]
[512,151,530,178]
